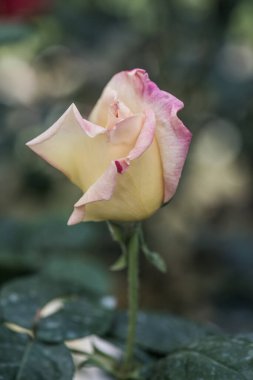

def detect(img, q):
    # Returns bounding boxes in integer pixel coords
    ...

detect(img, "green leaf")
[147,336,253,380]
[139,227,166,273]
[107,222,128,271]
[0,275,92,328]
[142,246,167,273]
[36,297,114,343]
[0,326,74,380]
[110,251,128,271]
[0,325,30,379]
[107,222,125,244]
[111,312,218,355]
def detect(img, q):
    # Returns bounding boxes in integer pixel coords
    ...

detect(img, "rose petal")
[127,109,155,161]
[110,109,156,174]
[106,69,192,202]
[155,100,192,202]
[140,74,192,202]
[109,114,143,145]
[84,135,163,222]
[67,162,118,225]
[26,104,108,190]
[67,109,162,224]
[89,87,117,126]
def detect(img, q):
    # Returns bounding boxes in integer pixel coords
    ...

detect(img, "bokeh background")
[1,0,253,333]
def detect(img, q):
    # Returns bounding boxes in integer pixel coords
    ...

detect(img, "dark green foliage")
[0,275,81,328]
[111,311,219,355]
[145,336,253,380]
[0,274,112,330]
[36,297,113,343]
[0,326,74,380]
[1,275,253,379]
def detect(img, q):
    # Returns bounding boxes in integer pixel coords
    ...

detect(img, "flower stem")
[122,227,140,373]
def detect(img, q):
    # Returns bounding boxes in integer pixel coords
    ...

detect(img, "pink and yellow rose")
[27,69,191,224]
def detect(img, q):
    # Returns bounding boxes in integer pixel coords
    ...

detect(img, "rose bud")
[26,69,192,224]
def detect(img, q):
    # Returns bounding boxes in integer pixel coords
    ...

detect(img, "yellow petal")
[84,138,163,221]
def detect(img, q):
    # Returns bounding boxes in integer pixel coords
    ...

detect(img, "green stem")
[122,227,140,373]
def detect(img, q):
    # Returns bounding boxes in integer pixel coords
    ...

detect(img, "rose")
[27,69,191,225]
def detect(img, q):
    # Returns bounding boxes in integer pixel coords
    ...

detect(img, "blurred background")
[0,0,253,333]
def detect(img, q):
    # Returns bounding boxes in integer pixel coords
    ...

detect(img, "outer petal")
[26,104,107,190]
[67,163,118,225]
[109,69,192,202]
[140,73,192,202]
[155,100,192,202]
[67,109,162,224]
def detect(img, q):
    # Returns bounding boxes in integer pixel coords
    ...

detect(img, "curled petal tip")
[67,216,74,226]
[67,208,84,226]
[26,137,38,148]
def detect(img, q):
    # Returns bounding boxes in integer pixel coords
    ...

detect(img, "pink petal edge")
[127,69,192,202]
[67,163,118,225]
